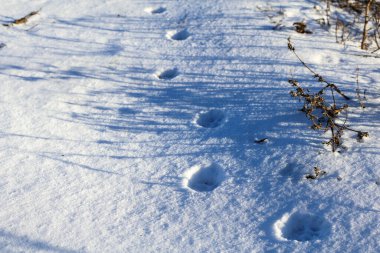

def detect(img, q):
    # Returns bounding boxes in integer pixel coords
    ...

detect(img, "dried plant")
[355,67,366,108]
[254,138,268,144]
[326,0,332,26]
[3,10,40,27]
[288,37,368,152]
[321,0,380,51]
[293,22,313,34]
[306,167,327,179]
[361,0,374,49]
[257,5,285,30]
[335,18,349,43]
[372,3,380,52]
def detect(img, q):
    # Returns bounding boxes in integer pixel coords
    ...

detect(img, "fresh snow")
[0,0,380,252]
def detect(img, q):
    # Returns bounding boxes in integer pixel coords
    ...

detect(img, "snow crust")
[0,0,379,252]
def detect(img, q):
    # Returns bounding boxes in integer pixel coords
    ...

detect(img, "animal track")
[195,110,225,128]
[280,163,304,182]
[145,7,166,14]
[273,212,330,241]
[156,68,179,80]
[183,164,225,192]
[118,107,135,115]
[166,29,190,41]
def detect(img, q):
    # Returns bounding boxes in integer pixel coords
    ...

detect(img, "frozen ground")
[0,0,379,252]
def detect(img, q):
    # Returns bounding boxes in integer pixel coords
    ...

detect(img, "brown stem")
[288,37,350,100]
[326,0,331,26]
[330,127,336,152]
[361,0,374,50]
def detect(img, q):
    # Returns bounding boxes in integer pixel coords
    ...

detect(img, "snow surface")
[0,0,380,252]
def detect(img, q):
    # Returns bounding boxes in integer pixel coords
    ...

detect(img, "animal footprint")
[118,107,135,115]
[166,29,190,41]
[183,164,225,192]
[195,110,225,128]
[156,68,179,80]
[273,212,330,241]
[145,7,166,14]
[280,163,305,182]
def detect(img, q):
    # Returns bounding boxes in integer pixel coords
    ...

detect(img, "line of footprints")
[147,6,228,192]
[146,5,330,242]
[145,6,190,80]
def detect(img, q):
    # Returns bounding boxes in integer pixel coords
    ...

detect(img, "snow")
[0,0,379,252]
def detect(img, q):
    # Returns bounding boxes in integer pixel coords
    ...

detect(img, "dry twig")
[355,67,366,108]
[3,10,40,27]
[288,37,368,152]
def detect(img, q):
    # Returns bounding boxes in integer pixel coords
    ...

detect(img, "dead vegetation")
[306,167,327,179]
[3,10,40,27]
[256,5,286,30]
[335,18,352,44]
[254,138,269,144]
[355,67,367,108]
[287,37,368,152]
[320,0,380,51]
[293,22,313,34]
